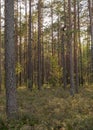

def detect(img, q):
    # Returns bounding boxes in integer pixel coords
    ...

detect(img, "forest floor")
[0,85,93,130]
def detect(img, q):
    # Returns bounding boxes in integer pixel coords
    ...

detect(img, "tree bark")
[28,0,33,89]
[5,0,18,119]
[77,0,83,86]
[19,4,22,86]
[74,0,79,92]
[68,0,74,96]
[88,0,93,78]
[0,0,2,92]
[38,0,42,90]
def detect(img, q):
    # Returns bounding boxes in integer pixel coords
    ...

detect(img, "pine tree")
[5,0,18,119]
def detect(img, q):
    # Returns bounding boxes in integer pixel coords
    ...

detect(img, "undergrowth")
[0,86,93,130]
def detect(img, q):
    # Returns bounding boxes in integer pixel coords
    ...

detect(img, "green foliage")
[66,116,93,130]
[80,44,91,83]
[19,113,39,126]
[49,56,62,87]
[16,62,23,75]
[0,114,39,130]
[0,118,8,130]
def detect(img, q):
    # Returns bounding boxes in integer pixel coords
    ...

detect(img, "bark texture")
[5,0,18,119]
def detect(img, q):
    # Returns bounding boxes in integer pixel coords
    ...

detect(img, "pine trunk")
[5,0,18,119]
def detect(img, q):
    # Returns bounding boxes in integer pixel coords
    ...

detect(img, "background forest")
[0,0,93,130]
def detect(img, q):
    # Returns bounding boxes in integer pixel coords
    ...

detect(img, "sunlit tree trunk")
[77,0,83,86]
[68,0,74,95]
[74,0,79,92]
[51,1,54,56]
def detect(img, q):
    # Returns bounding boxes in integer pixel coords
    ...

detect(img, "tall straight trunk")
[5,0,18,119]
[0,0,2,92]
[74,0,79,92]
[19,4,22,86]
[88,0,93,77]
[51,3,54,56]
[33,23,37,86]
[61,0,67,89]
[15,0,18,86]
[86,24,91,84]
[38,0,42,90]
[24,0,28,85]
[41,30,44,85]
[28,0,33,89]
[77,0,83,86]
[61,30,67,89]
[40,3,44,85]
[68,0,74,95]
[57,14,61,66]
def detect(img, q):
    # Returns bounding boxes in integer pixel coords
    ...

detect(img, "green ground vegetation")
[0,85,93,130]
